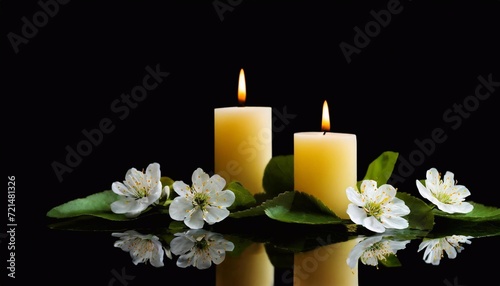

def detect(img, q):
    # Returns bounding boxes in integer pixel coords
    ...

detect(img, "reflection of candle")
[216,242,274,286]
[294,238,361,286]
[294,100,356,219]
[214,69,272,195]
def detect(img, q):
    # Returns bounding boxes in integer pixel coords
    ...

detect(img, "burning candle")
[214,69,272,195]
[294,100,357,219]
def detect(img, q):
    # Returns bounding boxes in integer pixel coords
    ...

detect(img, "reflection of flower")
[417,235,473,265]
[416,168,473,214]
[169,168,235,229]
[110,162,163,218]
[112,230,171,267]
[170,229,234,270]
[347,235,410,269]
[346,180,411,233]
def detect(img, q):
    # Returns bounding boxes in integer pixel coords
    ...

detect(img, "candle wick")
[323,131,326,135]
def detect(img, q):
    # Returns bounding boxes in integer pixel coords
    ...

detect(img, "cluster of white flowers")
[110,163,236,269]
[112,229,234,270]
[346,167,474,233]
[346,234,473,268]
[109,163,477,270]
[110,163,236,229]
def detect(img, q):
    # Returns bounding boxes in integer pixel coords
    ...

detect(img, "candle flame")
[322,100,330,132]
[238,68,246,106]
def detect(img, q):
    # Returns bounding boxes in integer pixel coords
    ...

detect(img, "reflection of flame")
[322,100,330,132]
[238,68,246,106]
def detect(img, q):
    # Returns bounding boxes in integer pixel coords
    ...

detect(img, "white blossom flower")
[169,168,235,229]
[170,229,234,270]
[112,230,171,267]
[110,163,163,218]
[347,235,410,269]
[346,180,411,233]
[416,168,474,214]
[417,235,473,265]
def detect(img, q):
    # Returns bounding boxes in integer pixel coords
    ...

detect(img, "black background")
[2,1,500,285]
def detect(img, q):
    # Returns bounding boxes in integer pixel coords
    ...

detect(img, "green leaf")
[396,192,434,231]
[428,218,500,238]
[361,151,398,187]
[226,181,257,211]
[230,191,342,225]
[265,191,342,224]
[378,253,403,267]
[432,202,500,222]
[46,190,129,221]
[262,155,294,197]
[229,192,287,219]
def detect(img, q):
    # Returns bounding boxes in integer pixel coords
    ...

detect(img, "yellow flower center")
[364,201,383,219]
[435,192,452,204]
[193,192,210,209]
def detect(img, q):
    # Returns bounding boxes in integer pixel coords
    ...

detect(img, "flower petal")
[170,235,195,256]
[380,215,409,229]
[204,206,230,224]
[145,163,161,187]
[346,204,366,225]
[111,198,146,217]
[208,190,235,208]
[112,182,131,196]
[193,251,212,270]
[173,181,191,197]
[346,186,364,207]
[191,168,210,193]
[363,216,385,233]
[438,201,474,214]
[385,198,411,216]
[176,252,195,268]
[416,180,433,202]
[169,197,194,221]
[184,208,205,229]
[149,241,165,267]
[146,184,162,204]
[360,180,378,194]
